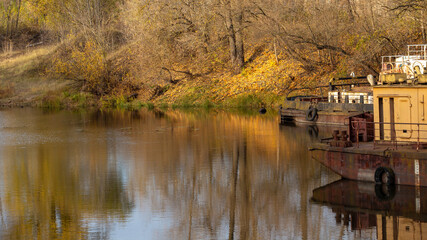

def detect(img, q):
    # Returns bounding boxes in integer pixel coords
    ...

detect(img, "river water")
[0,108,421,239]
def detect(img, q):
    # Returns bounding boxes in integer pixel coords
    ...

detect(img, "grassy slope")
[154,51,328,108]
[0,45,329,109]
[0,46,71,107]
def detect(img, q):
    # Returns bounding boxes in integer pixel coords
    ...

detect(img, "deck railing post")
[373,122,376,150]
[394,122,397,150]
[391,122,396,150]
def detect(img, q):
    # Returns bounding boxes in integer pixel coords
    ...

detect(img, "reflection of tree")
[228,140,239,240]
[0,108,344,239]
[124,109,340,239]
[0,114,133,240]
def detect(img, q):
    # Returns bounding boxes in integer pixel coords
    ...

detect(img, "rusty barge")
[310,44,427,187]
[279,76,374,125]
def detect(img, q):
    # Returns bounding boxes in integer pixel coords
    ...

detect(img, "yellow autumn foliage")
[51,39,107,95]
[157,49,322,106]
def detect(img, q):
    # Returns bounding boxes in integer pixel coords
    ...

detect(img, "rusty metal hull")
[310,142,427,186]
[280,108,353,125]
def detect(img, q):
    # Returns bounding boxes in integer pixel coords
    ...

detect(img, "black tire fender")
[306,108,318,121]
[374,167,395,185]
[375,184,396,201]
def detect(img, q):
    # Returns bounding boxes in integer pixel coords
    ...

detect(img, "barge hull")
[280,109,353,125]
[311,144,427,186]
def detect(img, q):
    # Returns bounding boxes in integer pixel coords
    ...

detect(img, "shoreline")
[0,45,328,111]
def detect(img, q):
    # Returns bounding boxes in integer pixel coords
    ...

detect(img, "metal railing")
[350,121,427,151]
[408,44,427,60]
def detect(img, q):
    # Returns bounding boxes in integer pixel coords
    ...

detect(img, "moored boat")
[310,44,427,186]
[280,77,374,125]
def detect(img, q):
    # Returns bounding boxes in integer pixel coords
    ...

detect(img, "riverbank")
[0,44,329,110]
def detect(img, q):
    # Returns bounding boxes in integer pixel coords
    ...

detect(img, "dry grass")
[0,45,70,106]
[0,83,14,98]
[0,47,52,75]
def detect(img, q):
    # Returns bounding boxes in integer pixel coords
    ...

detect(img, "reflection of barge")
[310,44,427,186]
[279,77,374,125]
[312,180,427,238]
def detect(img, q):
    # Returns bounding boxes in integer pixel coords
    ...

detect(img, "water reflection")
[0,108,367,239]
[312,180,427,239]
[0,114,134,239]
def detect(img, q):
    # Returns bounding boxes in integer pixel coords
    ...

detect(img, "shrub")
[202,99,214,109]
[51,39,108,95]
[230,94,263,108]
[40,92,63,109]
[145,102,155,110]
[159,102,169,109]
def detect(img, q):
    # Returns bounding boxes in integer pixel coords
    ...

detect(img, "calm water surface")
[0,108,420,239]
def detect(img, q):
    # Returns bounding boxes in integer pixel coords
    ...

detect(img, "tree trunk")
[224,0,244,73]
[234,10,244,69]
[422,10,426,43]
[15,0,22,33]
[226,12,237,66]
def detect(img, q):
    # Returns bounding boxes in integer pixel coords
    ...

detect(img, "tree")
[219,0,245,72]
[388,0,427,42]
[59,0,119,48]
[1,0,23,51]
